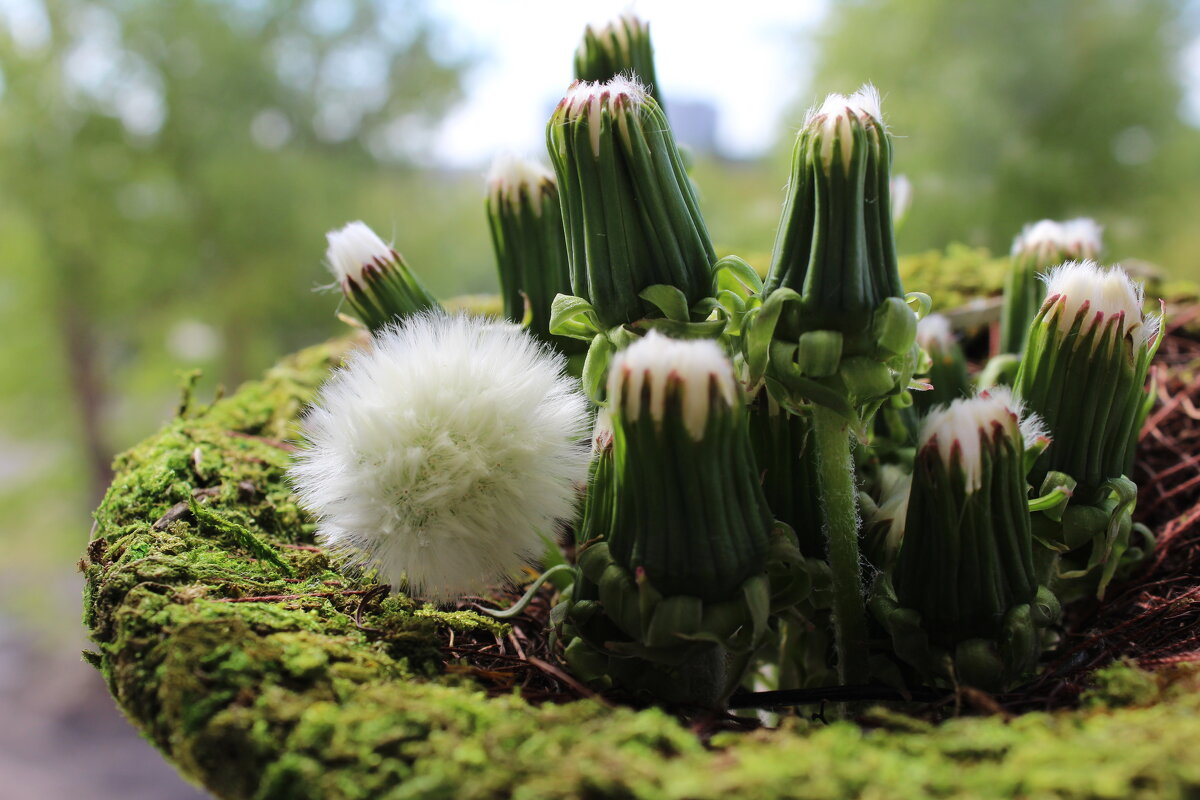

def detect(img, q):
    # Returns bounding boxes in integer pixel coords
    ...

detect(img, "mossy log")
[82,337,1200,800]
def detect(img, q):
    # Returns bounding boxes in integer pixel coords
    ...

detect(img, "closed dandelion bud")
[764,85,903,326]
[559,332,784,706]
[289,312,590,603]
[324,221,440,332]
[574,13,663,108]
[547,77,716,327]
[894,390,1042,641]
[747,389,823,556]
[485,155,574,346]
[914,313,970,412]
[1000,218,1102,354]
[1015,261,1159,496]
[879,390,1057,688]
[606,332,770,600]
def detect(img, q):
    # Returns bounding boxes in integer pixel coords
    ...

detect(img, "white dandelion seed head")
[918,387,1044,493]
[1042,260,1155,347]
[486,153,555,216]
[1011,217,1103,260]
[609,331,738,441]
[915,312,956,354]
[325,221,393,285]
[289,311,591,603]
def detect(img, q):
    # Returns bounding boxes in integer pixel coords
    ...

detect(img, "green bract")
[547,76,716,328]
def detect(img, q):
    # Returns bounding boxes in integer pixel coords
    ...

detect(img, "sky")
[423,0,828,168]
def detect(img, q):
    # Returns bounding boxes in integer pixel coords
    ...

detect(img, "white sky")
[424,1,828,168]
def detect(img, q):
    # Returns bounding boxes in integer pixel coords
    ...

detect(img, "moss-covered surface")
[84,333,1200,800]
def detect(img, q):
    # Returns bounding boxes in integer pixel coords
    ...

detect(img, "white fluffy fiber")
[918,388,1046,493]
[289,312,591,603]
[1042,260,1155,347]
[486,153,555,216]
[805,84,884,168]
[915,312,956,353]
[1011,217,1102,260]
[609,331,738,440]
[560,75,648,157]
[325,221,392,284]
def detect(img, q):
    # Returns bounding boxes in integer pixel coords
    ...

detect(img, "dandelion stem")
[811,404,870,687]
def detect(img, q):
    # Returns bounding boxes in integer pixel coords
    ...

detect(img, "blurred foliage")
[0,0,476,630]
[809,0,1200,274]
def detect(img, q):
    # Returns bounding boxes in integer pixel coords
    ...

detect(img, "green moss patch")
[83,337,1200,799]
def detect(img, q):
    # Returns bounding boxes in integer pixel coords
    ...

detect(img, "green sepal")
[796,330,843,377]
[744,287,801,386]
[872,296,918,357]
[639,284,691,322]
[549,293,605,341]
[581,333,615,404]
[1028,471,1075,519]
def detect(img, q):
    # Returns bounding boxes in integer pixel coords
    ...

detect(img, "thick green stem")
[811,404,870,686]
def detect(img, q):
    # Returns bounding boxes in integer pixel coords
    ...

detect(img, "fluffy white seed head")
[325,221,395,285]
[804,84,884,168]
[1042,260,1155,347]
[609,331,738,441]
[289,312,591,603]
[915,312,956,354]
[1011,217,1103,261]
[559,75,649,157]
[486,154,555,216]
[918,388,1046,493]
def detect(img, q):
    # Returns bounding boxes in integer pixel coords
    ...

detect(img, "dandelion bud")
[879,390,1057,688]
[913,313,970,412]
[324,221,440,332]
[1000,218,1103,354]
[747,389,823,556]
[547,77,716,327]
[574,13,663,108]
[485,155,574,346]
[605,332,769,599]
[764,85,903,323]
[289,312,590,603]
[1015,261,1159,496]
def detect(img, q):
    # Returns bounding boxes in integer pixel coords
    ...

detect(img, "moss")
[85,334,1200,799]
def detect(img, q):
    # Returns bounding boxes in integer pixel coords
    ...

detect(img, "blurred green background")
[0,1,1198,790]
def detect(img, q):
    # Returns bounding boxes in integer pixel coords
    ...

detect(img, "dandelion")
[1016,260,1159,493]
[1000,217,1103,353]
[324,221,439,332]
[289,312,590,602]
[547,76,714,327]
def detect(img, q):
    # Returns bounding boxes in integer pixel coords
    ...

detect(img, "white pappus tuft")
[805,84,884,168]
[289,312,591,603]
[915,312,956,353]
[325,220,395,285]
[486,153,556,216]
[1042,260,1156,347]
[918,387,1045,493]
[609,330,738,441]
[559,75,649,157]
